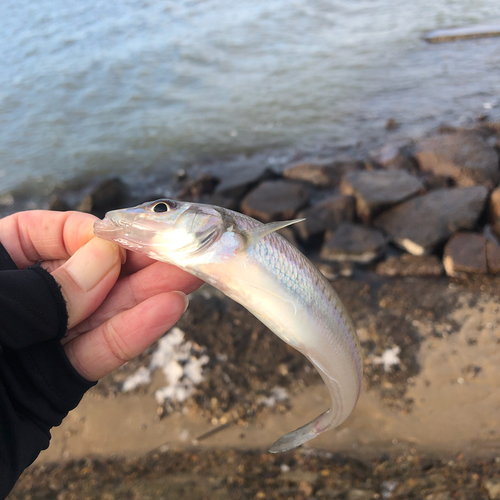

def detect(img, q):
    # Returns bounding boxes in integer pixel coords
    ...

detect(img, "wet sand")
[37,290,500,461]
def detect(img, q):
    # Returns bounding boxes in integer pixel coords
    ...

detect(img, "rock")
[314,261,341,280]
[320,223,386,263]
[373,186,488,255]
[283,158,364,188]
[312,260,354,279]
[206,193,240,211]
[295,194,355,242]
[77,178,128,217]
[422,173,454,190]
[491,220,500,241]
[487,240,500,274]
[484,478,500,500]
[415,132,500,190]
[213,160,277,199]
[178,174,219,200]
[241,180,309,222]
[385,118,399,130]
[341,170,424,222]
[443,233,488,277]
[371,141,418,172]
[376,254,443,277]
[488,186,500,223]
[48,196,71,211]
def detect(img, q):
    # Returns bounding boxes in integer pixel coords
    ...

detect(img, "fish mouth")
[93,216,126,238]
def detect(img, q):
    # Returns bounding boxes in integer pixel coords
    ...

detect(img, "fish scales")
[94,199,363,452]
[233,211,361,384]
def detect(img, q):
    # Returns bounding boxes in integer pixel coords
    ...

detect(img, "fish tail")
[269,365,345,453]
[268,408,336,453]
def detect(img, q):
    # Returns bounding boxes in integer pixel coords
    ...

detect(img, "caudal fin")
[268,408,334,453]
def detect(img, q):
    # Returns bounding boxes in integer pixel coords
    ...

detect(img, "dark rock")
[174,168,188,182]
[385,118,399,130]
[178,174,219,200]
[313,261,341,280]
[282,158,364,188]
[214,161,277,199]
[443,232,488,277]
[373,186,488,255]
[487,240,500,274]
[241,180,309,222]
[312,260,354,280]
[376,254,443,277]
[206,193,240,211]
[422,173,455,190]
[77,178,128,217]
[341,169,424,222]
[415,132,500,190]
[295,194,355,242]
[320,222,386,263]
[48,196,71,211]
[277,227,299,247]
[371,142,418,172]
[491,220,500,241]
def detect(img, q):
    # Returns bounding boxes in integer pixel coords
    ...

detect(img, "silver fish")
[94,199,362,452]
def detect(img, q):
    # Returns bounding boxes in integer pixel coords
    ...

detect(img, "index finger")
[0,210,98,269]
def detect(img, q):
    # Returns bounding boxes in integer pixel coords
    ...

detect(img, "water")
[2,0,500,199]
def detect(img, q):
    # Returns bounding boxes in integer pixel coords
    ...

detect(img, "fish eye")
[152,200,177,213]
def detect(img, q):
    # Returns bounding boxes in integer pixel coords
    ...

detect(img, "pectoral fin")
[240,219,305,248]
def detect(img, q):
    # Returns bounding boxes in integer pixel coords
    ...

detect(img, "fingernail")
[172,291,189,313]
[65,238,121,292]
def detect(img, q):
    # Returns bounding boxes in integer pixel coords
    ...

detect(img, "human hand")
[0,210,202,381]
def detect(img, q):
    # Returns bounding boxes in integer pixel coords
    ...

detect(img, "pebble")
[240,180,309,222]
[320,222,386,263]
[341,169,424,222]
[373,186,488,255]
[415,131,500,190]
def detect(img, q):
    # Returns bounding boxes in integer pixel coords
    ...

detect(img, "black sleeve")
[0,243,96,499]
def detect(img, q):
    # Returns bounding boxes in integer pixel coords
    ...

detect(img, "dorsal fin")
[240,219,305,248]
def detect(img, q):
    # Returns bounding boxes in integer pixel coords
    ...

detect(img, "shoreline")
[6,119,500,499]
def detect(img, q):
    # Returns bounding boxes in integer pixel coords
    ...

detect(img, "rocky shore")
[43,120,500,281]
[6,121,500,499]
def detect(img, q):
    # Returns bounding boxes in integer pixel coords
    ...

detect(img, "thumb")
[51,237,125,329]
